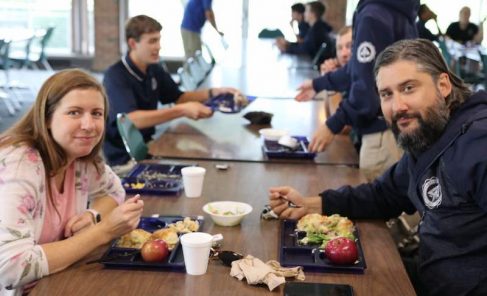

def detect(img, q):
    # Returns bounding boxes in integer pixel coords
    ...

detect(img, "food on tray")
[296,214,354,248]
[116,218,200,250]
[324,237,358,265]
[167,217,199,233]
[123,182,145,189]
[151,228,179,250]
[207,204,245,216]
[117,229,152,248]
[141,240,170,262]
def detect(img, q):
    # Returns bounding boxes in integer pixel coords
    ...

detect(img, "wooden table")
[31,160,415,296]
[150,97,358,166]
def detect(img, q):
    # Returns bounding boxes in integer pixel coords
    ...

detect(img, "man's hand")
[179,102,213,120]
[309,124,335,152]
[268,186,308,220]
[211,87,248,106]
[320,58,339,75]
[295,79,316,102]
[275,38,288,52]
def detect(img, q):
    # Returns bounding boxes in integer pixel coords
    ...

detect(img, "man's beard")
[390,95,450,156]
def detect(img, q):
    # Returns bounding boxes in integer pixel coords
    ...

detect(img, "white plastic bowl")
[202,201,253,227]
[259,128,289,141]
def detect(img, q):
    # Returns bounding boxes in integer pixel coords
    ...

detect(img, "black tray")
[205,94,256,113]
[122,163,193,195]
[263,136,316,159]
[279,220,366,273]
[99,215,204,270]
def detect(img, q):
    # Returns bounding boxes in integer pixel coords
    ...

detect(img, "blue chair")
[116,113,149,162]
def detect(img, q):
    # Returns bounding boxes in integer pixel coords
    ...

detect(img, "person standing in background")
[295,0,419,180]
[290,3,310,43]
[181,0,223,59]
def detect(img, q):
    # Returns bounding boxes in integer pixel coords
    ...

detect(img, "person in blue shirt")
[290,3,309,42]
[276,1,334,60]
[269,38,487,296]
[103,15,239,168]
[295,0,419,180]
[181,0,223,58]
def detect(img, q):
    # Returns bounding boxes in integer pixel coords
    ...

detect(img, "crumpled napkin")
[230,255,305,291]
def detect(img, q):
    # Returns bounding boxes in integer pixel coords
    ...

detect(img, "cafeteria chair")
[24,27,54,71]
[194,50,213,75]
[186,56,206,86]
[437,38,461,76]
[177,66,197,91]
[116,113,149,162]
[0,39,21,115]
[312,42,329,70]
[481,53,487,89]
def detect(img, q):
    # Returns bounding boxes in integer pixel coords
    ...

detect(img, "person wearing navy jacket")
[296,0,419,179]
[276,1,334,60]
[269,39,487,296]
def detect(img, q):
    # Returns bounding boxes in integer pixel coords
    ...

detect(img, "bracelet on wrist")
[208,88,214,99]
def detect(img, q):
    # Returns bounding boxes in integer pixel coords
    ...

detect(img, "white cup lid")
[181,167,206,176]
[180,232,213,247]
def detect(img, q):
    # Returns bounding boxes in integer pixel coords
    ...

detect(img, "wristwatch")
[86,209,101,224]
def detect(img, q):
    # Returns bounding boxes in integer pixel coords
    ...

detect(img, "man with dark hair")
[416,4,440,41]
[103,15,240,169]
[276,1,334,59]
[181,0,223,58]
[290,3,309,42]
[295,0,419,180]
[269,39,487,295]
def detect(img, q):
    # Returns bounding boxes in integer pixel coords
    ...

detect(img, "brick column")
[322,0,347,32]
[92,0,121,72]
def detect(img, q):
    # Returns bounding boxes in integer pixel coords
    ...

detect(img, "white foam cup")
[181,166,206,198]
[180,232,213,275]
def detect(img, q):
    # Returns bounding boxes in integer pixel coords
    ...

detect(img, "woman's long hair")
[0,69,109,210]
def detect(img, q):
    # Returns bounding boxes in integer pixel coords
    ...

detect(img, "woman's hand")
[99,195,144,240]
[64,212,95,238]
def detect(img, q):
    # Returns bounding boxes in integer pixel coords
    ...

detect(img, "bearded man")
[268,39,487,296]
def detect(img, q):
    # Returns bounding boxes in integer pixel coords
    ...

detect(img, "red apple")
[141,239,169,262]
[324,237,358,265]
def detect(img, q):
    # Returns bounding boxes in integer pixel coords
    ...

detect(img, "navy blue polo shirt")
[103,54,183,166]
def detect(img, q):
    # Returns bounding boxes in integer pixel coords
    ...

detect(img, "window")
[0,0,95,55]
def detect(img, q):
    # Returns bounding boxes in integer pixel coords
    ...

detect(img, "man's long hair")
[374,38,471,113]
